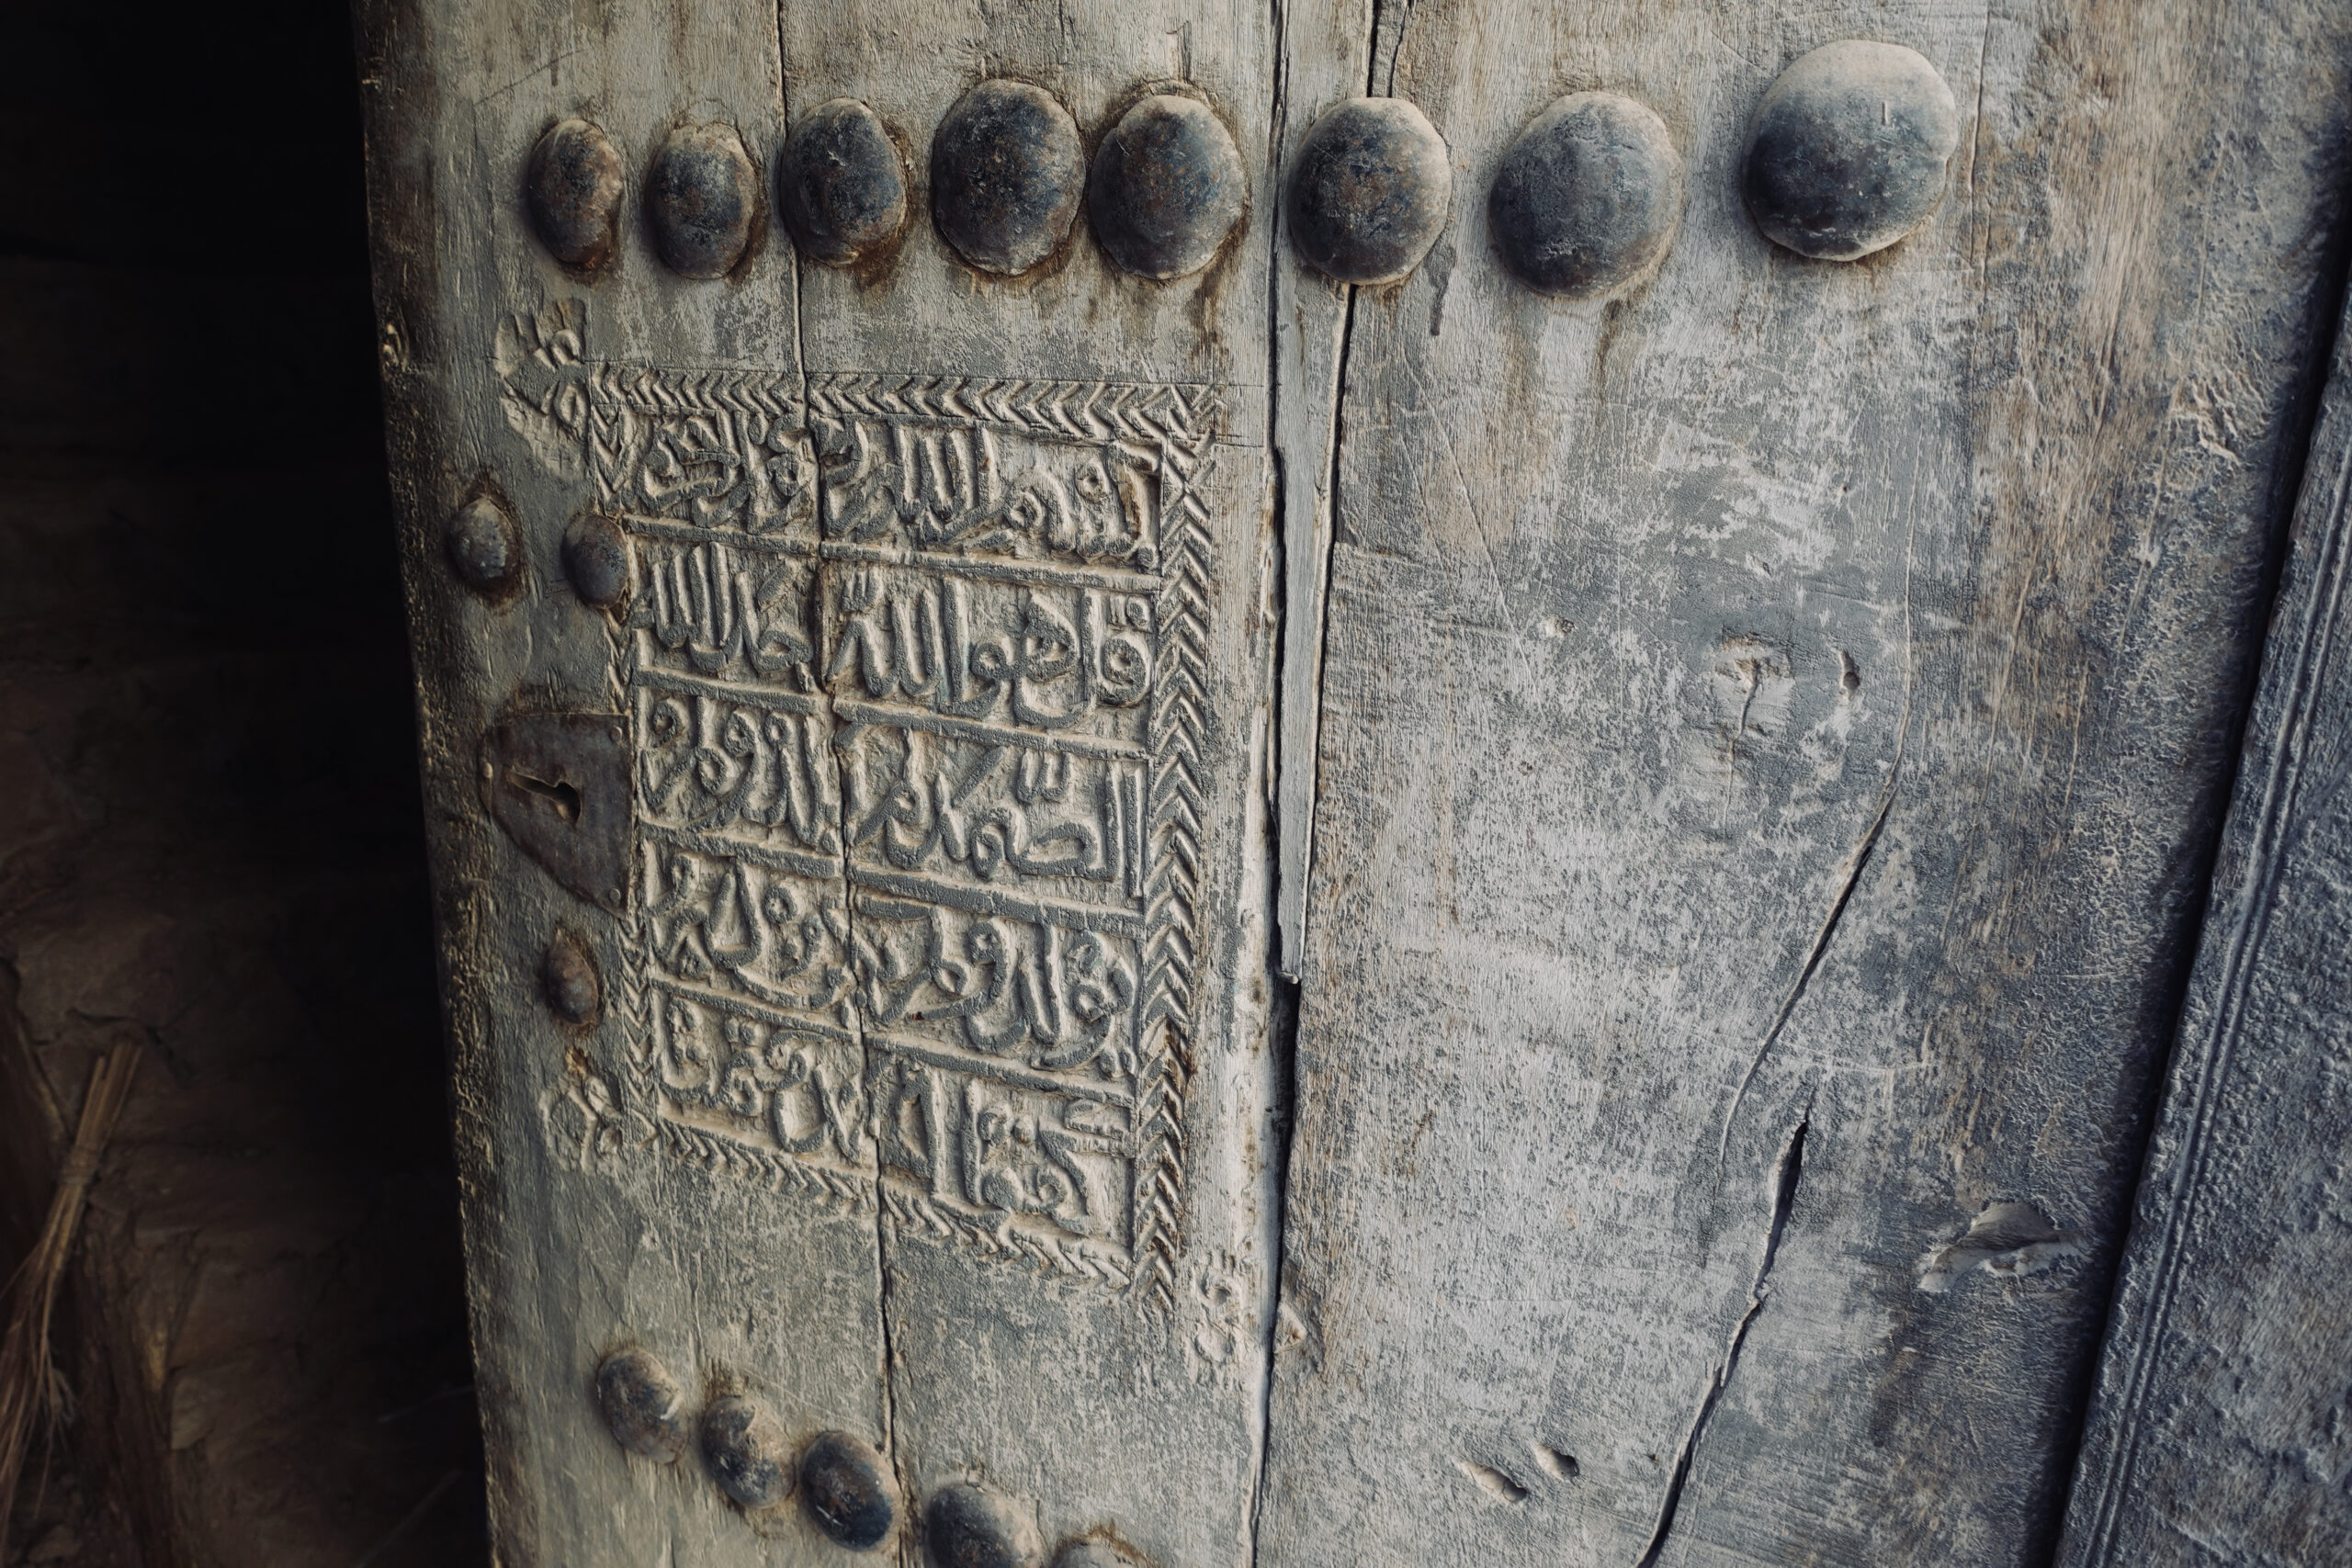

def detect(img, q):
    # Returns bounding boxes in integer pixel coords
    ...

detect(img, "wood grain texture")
[780,6,1284,1564]
[356,4,882,1564]
[2056,244,2352,1568]
[1261,3,2352,1566]
[1270,0,1372,976]
[356,0,1285,1562]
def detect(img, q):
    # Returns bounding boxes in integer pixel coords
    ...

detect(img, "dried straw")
[0,1043,140,1558]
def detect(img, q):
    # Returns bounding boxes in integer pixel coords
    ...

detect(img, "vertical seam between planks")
[766,0,906,1540]
[1250,0,1382,1558]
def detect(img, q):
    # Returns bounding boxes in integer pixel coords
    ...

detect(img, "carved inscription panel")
[505,317,1212,1291]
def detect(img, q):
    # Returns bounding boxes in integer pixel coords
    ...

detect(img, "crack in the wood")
[1717,550,1917,1171]
[1714,778,1891,1170]
[768,20,904,1532]
[1370,0,1415,96]
[1251,0,1385,1553]
[1635,1111,1809,1568]
[1250,5,1308,1562]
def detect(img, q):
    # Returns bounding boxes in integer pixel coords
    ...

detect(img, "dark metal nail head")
[541,929,601,1027]
[931,80,1084,276]
[1488,92,1684,299]
[1742,39,1960,261]
[923,1482,1042,1568]
[799,1431,900,1551]
[443,493,520,596]
[702,1394,793,1510]
[526,118,627,272]
[647,122,758,279]
[593,1347,688,1462]
[779,98,908,266]
[1087,94,1246,281]
[562,513,632,609]
[1285,96,1452,286]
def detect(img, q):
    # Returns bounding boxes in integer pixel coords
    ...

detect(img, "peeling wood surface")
[1261,3,2352,1566]
[2058,257,2352,1568]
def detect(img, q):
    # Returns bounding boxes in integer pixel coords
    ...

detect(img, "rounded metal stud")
[778,99,909,266]
[799,1430,900,1551]
[930,80,1084,276]
[541,928,601,1028]
[702,1394,794,1510]
[1741,39,1960,261]
[562,513,632,610]
[1086,94,1246,281]
[1284,96,1452,286]
[647,122,759,279]
[593,1346,689,1462]
[525,118,627,272]
[922,1482,1042,1568]
[443,492,520,598]
[1487,92,1683,299]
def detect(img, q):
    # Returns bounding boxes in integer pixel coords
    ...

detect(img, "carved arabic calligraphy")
[505,318,1213,1296]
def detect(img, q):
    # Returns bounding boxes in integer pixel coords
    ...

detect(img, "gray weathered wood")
[1270,0,1371,977]
[779,5,1284,1564]
[357,5,893,1563]
[2056,250,2352,1568]
[355,0,1284,1562]
[358,0,2352,1562]
[1260,3,2352,1566]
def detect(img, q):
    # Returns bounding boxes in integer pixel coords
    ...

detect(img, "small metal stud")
[541,929,601,1028]
[647,122,759,279]
[799,1431,900,1551]
[525,118,626,272]
[593,1346,688,1462]
[562,513,631,610]
[1741,39,1960,261]
[779,99,909,266]
[702,1394,794,1510]
[1488,93,1683,299]
[1284,96,1452,286]
[930,80,1084,276]
[1086,94,1246,281]
[442,492,520,598]
[922,1482,1042,1568]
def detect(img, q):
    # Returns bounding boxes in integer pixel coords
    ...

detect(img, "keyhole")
[510,770,582,824]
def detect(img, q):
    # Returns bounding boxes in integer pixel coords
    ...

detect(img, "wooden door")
[350,0,2352,1563]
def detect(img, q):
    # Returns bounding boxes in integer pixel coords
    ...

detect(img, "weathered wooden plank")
[1271,0,1374,976]
[1261,4,2352,1567]
[2056,251,2352,1568]
[358,0,1288,1559]
[778,5,1285,1562]
[354,3,891,1563]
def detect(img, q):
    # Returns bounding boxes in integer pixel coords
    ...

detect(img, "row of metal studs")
[525,39,1954,299]
[523,80,1246,284]
[594,1345,1140,1566]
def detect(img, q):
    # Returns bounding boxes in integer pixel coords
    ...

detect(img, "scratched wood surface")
[2055,258,2352,1567]
[355,0,2352,1563]
[354,5,886,1566]
[354,0,1285,1562]
[1259,4,2352,1568]
[775,6,1285,1566]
